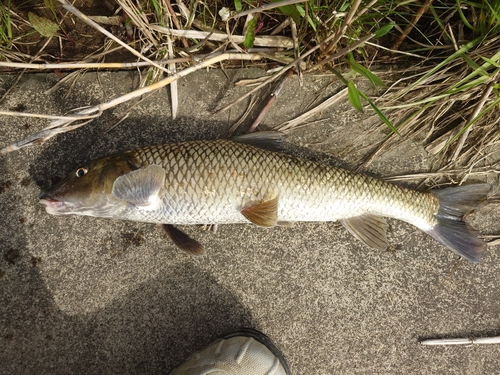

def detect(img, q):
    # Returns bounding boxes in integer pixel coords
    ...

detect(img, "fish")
[39,131,490,263]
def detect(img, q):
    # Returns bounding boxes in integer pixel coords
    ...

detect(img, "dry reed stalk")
[0,52,276,154]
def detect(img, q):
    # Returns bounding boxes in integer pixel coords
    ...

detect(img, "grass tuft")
[0,0,12,49]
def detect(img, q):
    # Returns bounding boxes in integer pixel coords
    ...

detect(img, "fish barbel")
[39,132,490,262]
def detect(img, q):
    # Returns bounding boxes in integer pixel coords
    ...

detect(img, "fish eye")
[75,167,88,178]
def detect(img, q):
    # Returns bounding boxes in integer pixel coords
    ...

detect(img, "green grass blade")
[0,0,12,48]
[397,36,483,98]
[347,81,363,112]
[449,75,491,93]
[383,94,450,109]
[244,15,258,49]
[347,58,385,88]
[329,67,396,133]
[484,1,500,31]
[373,21,395,38]
[234,0,242,13]
[480,55,500,68]
[456,0,474,31]
[359,91,398,134]
[429,5,445,32]
[461,55,485,75]
[328,66,348,85]
[149,0,162,24]
[455,48,500,82]
[272,0,301,24]
[295,4,317,32]
[442,57,500,96]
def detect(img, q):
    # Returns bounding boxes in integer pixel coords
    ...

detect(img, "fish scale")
[121,139,438,228]
[40,133,490,262]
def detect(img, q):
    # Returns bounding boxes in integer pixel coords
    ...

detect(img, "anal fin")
[340,214,389,251]
[241,196,278,227]
[161,224,205,256]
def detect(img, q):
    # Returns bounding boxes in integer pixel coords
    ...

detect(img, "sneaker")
[168,328,292,375]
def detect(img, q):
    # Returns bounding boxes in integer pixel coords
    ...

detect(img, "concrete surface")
[1,69,499,374]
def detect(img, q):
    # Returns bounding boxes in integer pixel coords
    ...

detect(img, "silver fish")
[39,132,490,262]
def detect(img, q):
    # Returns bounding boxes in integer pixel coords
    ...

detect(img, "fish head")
[39,152,137,216]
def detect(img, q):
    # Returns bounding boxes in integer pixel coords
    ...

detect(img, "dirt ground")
[1,69,499,374]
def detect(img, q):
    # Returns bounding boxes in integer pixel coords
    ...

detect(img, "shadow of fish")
[39,132,490,263]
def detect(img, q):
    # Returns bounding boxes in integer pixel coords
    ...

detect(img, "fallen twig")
[0,52,274,154]
[0,58,192,71]
[277,87,348,131]
[322,0,364,55]
[149,25,293,48]
[0,111,93,121]
[391,0,434,51]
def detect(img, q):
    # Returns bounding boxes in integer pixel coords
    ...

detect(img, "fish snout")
[39,190,60,204]
[39,190,65,214]
[39,191,53,200]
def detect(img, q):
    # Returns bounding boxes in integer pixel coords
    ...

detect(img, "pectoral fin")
[161,224,205,256]
[112,165,165,209]
[340,214,389,250]
[241,196,279,227]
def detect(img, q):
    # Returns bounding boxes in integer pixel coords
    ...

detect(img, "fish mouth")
[39,197,67,215]
[39,192,71,215]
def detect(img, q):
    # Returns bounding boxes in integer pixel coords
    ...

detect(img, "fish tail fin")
[426,184,490,263]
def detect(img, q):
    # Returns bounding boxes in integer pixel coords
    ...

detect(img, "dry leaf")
[28,12,59,38]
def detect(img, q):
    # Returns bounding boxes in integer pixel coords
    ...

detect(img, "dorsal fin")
[232,131,285,152]
[241,196,279,227]
[112,165,165,209]
[340,214,389,250]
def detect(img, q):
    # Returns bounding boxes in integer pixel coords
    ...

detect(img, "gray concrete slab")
[1,69,499,374]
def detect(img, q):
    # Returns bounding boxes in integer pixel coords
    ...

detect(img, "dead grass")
[0,0,499,184]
